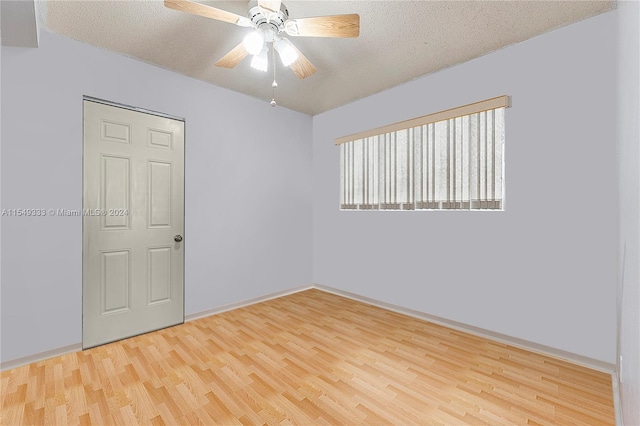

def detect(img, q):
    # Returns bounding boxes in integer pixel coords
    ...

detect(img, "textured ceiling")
[43,0,614,115]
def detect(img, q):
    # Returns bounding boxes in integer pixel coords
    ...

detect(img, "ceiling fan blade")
[215,42,249,68]
[164,0,252,27]
[288,44,317,79]
[258,0,281,15]
[285,14,360,38]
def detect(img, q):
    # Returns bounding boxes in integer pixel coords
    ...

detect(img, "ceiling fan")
[164,0,360,80]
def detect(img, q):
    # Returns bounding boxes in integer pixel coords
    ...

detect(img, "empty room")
[1,0,638,425]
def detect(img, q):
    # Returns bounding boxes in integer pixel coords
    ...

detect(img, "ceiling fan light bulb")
[243,31,265,56]
[250,48,269,72]
[274,38,298,67]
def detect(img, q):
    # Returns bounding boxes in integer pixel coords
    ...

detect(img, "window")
[337,96,509,211]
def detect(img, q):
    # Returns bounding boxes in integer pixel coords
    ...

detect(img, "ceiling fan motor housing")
[248,0,289,41]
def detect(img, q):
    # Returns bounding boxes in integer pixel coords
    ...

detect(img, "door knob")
[174,235,183,242]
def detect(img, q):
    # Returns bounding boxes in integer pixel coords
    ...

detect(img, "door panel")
[148,129,172,149]
[101,155,131,229]
[148,161,172,228]
[101,120,131,144]
[148,247,172,304]
[83,100,184,349]
[102,250,131,314]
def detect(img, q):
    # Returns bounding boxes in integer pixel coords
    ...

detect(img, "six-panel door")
[82,100,184,349]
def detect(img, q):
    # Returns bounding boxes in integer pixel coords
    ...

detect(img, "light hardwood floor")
[1,289,615,425]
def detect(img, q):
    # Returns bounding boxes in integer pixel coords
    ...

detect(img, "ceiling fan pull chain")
[271,42,278,107]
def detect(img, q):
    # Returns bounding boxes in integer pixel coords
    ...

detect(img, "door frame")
[83,96,185,122]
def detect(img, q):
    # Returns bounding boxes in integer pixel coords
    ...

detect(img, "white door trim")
[83,96,185,122]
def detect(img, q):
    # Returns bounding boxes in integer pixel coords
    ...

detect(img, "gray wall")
[617,1,640,424]
[312,12,617,363]
[0,30,312,362]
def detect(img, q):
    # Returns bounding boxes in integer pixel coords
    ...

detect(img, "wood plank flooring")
[1,289,615,425]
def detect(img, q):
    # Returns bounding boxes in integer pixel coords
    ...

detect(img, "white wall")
[0,30,312,363]
[617,1,640,424]
[312,12,617,363]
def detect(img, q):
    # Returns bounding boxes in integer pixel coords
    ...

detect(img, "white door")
[83,99,184,349]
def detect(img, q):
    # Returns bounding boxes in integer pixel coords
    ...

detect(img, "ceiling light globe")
[250,48,269,72]
[274,38,298,67]
[243,31,265,56]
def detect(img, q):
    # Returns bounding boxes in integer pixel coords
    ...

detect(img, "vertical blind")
[338,96,508,211]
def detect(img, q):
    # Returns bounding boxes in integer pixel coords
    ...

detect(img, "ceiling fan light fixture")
[283,20,299,36]
[236,17,253,27]
[243,31,265,56]
[274,38,298,66]
[250,48,269,72]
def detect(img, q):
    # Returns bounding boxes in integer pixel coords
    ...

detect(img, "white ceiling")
[42,0,614,115]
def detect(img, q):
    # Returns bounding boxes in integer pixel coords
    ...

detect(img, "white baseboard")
[0,343,82,372]
[0,285,315,372]
[612,373,623,426]
[185,284,314,322]
[1,283,616,379]
[312,284,616,374]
